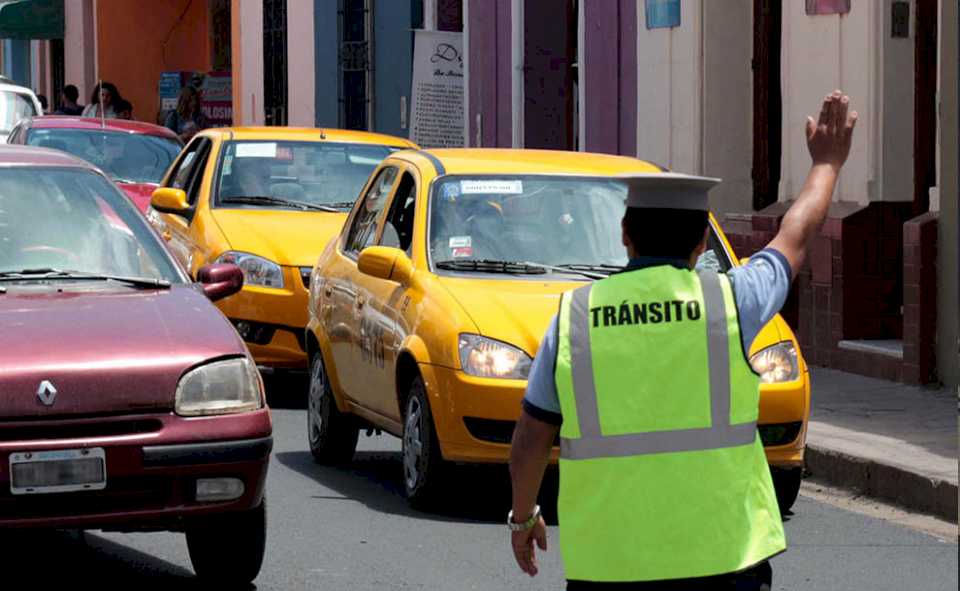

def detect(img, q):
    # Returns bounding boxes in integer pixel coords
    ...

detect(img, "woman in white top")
[81,82,120,119]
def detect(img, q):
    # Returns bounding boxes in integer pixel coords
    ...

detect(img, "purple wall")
[582,0,637,155]
[467,0,512,147]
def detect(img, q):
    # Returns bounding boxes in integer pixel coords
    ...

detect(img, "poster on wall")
[805,0,851,15]
[410,29,464,148]
[645,0,680,29]
[200,71,233,127]
[158,72,181,112]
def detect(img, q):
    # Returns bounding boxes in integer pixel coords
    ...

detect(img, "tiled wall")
[724,202,936,383]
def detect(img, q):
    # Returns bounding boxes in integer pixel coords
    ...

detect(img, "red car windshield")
[0,167,183,282]
[25,128,181,185]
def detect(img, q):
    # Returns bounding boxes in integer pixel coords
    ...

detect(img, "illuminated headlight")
[458,334,532,379]
[750,342,800,384]
[175,357,263,416]
[215,251,284,288]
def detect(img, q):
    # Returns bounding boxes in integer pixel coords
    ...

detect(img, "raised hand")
[806,90,858,170]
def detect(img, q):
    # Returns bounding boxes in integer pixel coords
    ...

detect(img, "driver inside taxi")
[224,157,271,197]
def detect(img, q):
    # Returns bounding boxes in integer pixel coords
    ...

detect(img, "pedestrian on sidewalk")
[82,82,120,119]
[55,84,84,115]
[507,91,858,590]
[164,86,207,142]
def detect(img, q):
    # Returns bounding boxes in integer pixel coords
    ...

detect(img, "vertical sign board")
[158,72,182,112]
[200,71,233,127]
[410,30,464,148]
[645,0,680,29]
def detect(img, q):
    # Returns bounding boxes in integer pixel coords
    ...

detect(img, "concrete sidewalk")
[804,367,958,521]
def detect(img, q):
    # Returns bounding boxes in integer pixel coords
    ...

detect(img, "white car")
[0,77,42,143]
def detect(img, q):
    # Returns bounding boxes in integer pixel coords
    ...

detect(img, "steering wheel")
[19,245,83,265]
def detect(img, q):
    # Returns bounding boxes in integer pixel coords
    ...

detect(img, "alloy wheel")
[403,395,424,491]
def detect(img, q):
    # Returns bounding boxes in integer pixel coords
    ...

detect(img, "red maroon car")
[0,145,270,585]
[5,116,182,212]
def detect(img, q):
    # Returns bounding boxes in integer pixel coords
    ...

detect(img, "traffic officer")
[507,91,858,589]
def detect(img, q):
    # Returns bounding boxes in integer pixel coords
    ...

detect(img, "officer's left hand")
[511,516,548,577]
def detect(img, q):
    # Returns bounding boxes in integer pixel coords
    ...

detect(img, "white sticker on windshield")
[235,143,277,158]
[460,180,523,194]
[449,236,472,248]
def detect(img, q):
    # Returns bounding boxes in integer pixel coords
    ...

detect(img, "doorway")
[751,0,782,211]
[263,0,288,126]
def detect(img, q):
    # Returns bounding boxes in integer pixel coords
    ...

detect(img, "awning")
[0,0,63,39]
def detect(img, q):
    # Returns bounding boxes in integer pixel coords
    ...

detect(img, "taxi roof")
[0,144,97,169]
[25,116,179,139]
[201,126,417,148]
[399,148,666,176]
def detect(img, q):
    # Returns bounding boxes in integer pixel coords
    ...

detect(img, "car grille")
[0,475,173,520]
[466,418,801,448]
[464,417,560,446]
[300,267,312,289]
[0,418,163,442]
[758,422,803,447]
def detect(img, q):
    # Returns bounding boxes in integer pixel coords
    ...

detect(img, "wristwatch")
[507,505,541,531]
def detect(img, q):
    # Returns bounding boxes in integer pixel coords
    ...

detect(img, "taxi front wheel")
[772,466,803,513]
[308,351,359,465]
[402,375,446,507]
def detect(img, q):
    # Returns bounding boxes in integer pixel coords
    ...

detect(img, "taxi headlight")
[215,251,284,288]
[459,334,532,380]
[750,342,800,384]
[175,357,264,416]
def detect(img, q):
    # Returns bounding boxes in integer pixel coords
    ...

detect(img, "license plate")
[9,448,106,495]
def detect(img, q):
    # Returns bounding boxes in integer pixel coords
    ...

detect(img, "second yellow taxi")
[304,149,810,510]
[148,127,417,370]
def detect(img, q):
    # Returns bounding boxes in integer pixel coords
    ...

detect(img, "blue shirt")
[522,248,792,422]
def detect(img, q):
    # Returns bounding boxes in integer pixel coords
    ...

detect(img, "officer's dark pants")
[566,561,772,591]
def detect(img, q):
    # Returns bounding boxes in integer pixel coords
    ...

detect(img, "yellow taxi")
[304,149,810,509]
[147,127,417,370]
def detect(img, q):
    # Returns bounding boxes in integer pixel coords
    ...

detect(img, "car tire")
[402,375,446,508]
[772,466,803,513]
[185,499,267,585]
[307,351,358,465]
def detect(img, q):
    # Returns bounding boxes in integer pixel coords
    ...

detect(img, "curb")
[805,444,958,522]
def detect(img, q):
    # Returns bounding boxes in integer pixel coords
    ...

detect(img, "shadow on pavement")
[275,450,559,525]
[0,530,255,590]
[262,371,308,410]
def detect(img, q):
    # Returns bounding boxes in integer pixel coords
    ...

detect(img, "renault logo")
[37,380,57,406]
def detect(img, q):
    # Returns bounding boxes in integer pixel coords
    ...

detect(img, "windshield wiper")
[219,195,338,212]
[435,259,548,275]
[434,259,604,279]
[0,268,171,289]
[553,263,623,276]
[323,201,357,209]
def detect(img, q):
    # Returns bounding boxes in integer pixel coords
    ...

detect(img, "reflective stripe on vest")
[560,269,756,460]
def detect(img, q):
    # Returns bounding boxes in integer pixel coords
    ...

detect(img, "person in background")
[164,86,206,142]
[115,99,133,120]
[82,82,120,119]
[56,85,84,115]
[36,94,48,114]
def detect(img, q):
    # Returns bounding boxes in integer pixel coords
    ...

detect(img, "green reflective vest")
[554,265,786,582]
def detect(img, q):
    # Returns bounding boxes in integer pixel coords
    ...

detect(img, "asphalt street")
[2,386,956,591]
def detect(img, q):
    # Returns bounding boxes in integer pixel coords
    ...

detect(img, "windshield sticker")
[235,143,277,158]
[440,183,461,201]
[449,236,472,248]
[452,246,473,258]
[460,180,523,194]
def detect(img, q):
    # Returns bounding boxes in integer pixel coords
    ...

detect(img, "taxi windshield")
[25,128,182,184]
[0,167,183,282]
[216,140,396,210]
[429,175,732,275]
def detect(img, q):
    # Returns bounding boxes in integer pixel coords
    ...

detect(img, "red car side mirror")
[197,263,243,302]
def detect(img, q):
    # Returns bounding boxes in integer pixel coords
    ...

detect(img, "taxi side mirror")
[358,246,413,284]
[197,263,244,302]
[151,187,190,215]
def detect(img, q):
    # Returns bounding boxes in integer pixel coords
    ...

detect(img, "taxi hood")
[437,277,580,357]
[211,208,349,267]
[0,285,247,419]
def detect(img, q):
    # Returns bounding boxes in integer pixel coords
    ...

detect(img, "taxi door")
[328,165,399,410]
[350,165,420,422]
[152,136,213,272]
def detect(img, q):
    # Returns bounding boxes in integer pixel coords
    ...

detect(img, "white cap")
[617,173,721,211]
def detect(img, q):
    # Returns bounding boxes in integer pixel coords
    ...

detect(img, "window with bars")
[263,0,288,126]
[338,0,373,130]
